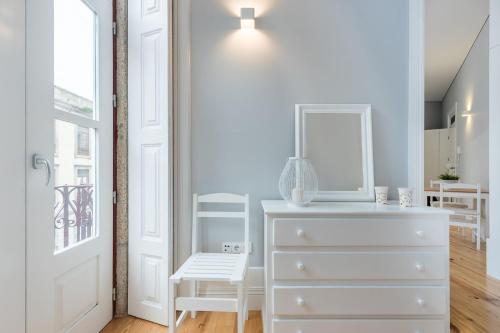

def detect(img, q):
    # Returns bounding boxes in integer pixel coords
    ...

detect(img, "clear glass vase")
[278,157,319,207]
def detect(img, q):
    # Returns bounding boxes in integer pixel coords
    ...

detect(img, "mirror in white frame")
[295,104,375,201]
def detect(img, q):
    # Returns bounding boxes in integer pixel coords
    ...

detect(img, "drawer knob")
[416,298,426,307]
[415,263,425,272]
[415,230,425,238]
[296,297,305,307]
[296,229,305,237]
[296,261,305,271]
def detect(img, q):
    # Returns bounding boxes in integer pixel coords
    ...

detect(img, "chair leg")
[477,221,481,251]
[237,283,244,333]
[169,279,177,333]
[191,280,197,319]
[244,280,249,321]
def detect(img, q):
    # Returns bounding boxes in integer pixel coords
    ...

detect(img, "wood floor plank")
[102,228,500,332]
[101,311,262,333]
[449,228,500,333]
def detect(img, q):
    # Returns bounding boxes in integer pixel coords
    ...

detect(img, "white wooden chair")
[430,179,467,210]
[440,183,482,250]
[169,193,250,333]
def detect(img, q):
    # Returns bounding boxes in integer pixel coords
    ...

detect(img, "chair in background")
[440,183,482,250]
[169,193,250,333]
[429,180,466,208]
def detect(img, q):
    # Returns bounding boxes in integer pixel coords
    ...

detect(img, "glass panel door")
[53,0,99,252]
[54,120,96,251]
[26,0,113,330]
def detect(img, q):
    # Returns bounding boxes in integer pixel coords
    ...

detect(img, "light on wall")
[240,8,255,29]
[461,110,476,117]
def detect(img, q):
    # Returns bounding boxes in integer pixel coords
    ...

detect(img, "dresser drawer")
[273,319,447,333]
[273,218,446,247]
[273,286,447,316]
[273,252,446,280]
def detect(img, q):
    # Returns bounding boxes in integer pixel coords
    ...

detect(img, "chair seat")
[450,220,480,228]
[171,252,248,284]
[449,207,479,216]
[431,202,469,209]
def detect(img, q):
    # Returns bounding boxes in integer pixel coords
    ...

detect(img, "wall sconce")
[240,8,255,29]
[461,110,476,117]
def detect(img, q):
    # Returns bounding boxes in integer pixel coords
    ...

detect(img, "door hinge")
[112,21,117,36]
[112,287,117,301]
[112,94,117,108]
[112,191,117,204]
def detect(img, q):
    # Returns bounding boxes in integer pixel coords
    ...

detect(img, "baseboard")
[193,266,264,311]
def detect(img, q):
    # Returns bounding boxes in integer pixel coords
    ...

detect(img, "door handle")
[32,154,52,186]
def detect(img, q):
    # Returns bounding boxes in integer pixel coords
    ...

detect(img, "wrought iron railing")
[54,184,94,249]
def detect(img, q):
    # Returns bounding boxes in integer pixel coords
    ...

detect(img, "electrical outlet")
[221,242,252,254]
[232,243,242,253]
[222,242,232,253]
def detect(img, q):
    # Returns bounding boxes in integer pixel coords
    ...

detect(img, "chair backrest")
[439,182,481,215]
[430,180,442,188]
[192,193,250,255]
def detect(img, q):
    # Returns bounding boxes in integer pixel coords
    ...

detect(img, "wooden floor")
[449,228,500,332]
[101,310,262,333]
[102,229,500,333]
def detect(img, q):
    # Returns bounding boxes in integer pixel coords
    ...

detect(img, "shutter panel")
[128,0,170,325]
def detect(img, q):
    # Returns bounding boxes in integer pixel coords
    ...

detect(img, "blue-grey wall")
[443,20,489,189]
[191,0,409,266]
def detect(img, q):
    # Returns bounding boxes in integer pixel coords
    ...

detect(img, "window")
[75,126,90,157]
[75,166,91,185]
[54,0,96,119]
[53,0,99,252]
[54,120,96,252]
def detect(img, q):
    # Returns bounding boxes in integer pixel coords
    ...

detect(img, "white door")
[0,0,26,331]
[128,0,171,325]
[26,0,113,332]
[439,129,450,173]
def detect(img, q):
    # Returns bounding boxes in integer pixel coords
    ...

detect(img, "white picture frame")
[295,104,375,201]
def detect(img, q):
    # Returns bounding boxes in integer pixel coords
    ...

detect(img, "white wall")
[443,21,489,189]
[190,0,409,266]
[488,0,500,279]
[0,0,26,330]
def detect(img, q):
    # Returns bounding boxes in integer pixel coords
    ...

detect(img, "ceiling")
[425,0,489,101]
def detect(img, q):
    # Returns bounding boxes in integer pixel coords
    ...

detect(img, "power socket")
[221,242,252,254]
[222,242,232,253]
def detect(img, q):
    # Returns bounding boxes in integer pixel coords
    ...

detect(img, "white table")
[424,187,490,238]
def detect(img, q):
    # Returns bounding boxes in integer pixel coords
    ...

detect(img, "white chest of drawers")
[262,201,451,333]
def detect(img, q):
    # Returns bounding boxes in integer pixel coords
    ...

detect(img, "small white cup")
[374,186,389,206]
[398,187,414,208]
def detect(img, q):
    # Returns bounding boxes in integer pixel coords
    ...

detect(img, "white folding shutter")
[128,0,171,325]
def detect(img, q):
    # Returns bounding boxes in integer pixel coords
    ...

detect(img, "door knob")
[32,154,52,186]
[416,298,426,307]
[296,261,305,271]
[415,230,425,238]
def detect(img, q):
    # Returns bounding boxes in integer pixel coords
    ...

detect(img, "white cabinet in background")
[262,201,451,333]
[425,128,456,185]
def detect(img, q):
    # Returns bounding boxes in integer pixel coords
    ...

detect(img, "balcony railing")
[54,184,94,250]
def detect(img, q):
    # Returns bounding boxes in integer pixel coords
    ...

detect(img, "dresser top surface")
[262,200,451,216]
